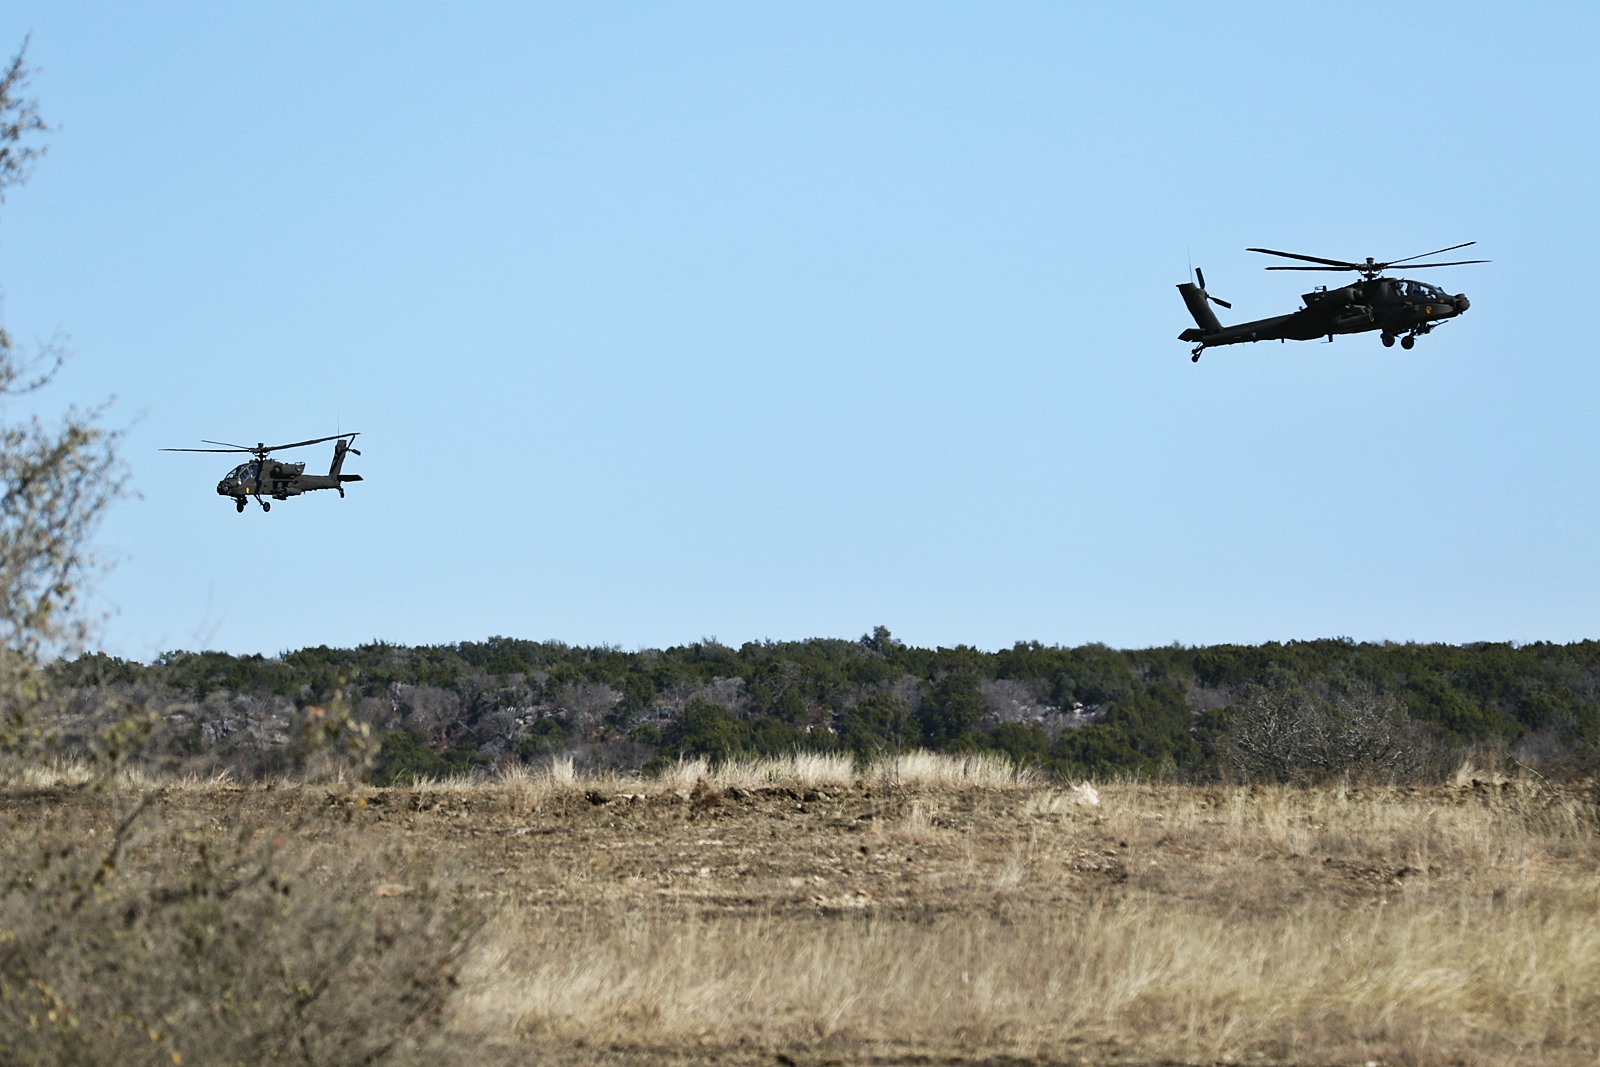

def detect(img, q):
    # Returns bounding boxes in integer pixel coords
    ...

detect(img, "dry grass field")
[3,755,1597,1066]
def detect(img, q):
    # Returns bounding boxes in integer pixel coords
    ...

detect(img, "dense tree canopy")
[42,631,1600,784]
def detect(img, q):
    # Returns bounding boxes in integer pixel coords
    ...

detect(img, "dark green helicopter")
[163,433,362,513]
[1178,242,1487,362]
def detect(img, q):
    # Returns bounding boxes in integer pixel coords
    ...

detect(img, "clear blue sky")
[1,2,1595,660]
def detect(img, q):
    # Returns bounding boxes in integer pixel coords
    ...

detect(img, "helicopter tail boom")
[1177,281,1223,336]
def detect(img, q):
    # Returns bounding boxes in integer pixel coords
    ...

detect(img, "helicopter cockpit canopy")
[226,462,259,483]
[1397,280,1448,301]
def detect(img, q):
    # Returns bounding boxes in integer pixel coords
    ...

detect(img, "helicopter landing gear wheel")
[1381,333,1396,348]
[235,498,246,514]
[1400,335,1416,350]
[261,500,271,512]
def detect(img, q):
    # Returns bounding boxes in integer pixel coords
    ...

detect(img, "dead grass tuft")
[868,749,1036,789]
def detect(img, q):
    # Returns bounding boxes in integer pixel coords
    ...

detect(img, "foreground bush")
[0,788,478,1066]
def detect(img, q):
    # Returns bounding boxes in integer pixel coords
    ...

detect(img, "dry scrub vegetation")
[3,755,1597,1067]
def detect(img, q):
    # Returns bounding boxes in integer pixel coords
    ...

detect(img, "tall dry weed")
[715,751,856,791]
[0,789,478,1066]
[443,773,1600,1065]
[869,749,1034,789]
[457,882,1600,1065]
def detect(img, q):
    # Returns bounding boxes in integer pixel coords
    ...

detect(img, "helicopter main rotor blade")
[168,431,359,456]
[1385,259,1490,270]
[259,432,360,453]
[1246,247,1359,268]
[1263,258,1489,272]
[1386,241,1476,266]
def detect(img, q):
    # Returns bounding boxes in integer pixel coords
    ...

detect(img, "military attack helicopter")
[1178,242,1486,362]
[162,433,363,513]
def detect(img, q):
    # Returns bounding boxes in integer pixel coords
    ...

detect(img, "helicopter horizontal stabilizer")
[339,474,363,482]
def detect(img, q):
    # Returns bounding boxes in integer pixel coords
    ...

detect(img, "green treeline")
[46,629,1600,784]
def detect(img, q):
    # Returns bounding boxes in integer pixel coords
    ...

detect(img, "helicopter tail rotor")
[1194,268,1232,309]
[1177,270,1227,338]
[328,434,362,481]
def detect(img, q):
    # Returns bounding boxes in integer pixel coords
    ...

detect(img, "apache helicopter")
[1178,242,1486,362]
[162,433,363,513]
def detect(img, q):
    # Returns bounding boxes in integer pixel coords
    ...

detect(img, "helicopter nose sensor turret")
[1454,294,1470,312]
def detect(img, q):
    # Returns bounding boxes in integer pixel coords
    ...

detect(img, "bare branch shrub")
[979,678,1044,724]
[0,41,47,199]
[557,681,621,741]
[0,795,477,1065]
[1217,681,1442,785]
[0,41,128,769]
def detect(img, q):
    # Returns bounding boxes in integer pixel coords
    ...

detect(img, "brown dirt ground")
[5,778,1595,1066]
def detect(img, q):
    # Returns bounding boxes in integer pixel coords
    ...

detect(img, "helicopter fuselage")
[216,459,347,501]
[1178,243,1484,361]
[1179,276,1470,357]
[163,433,363,513]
